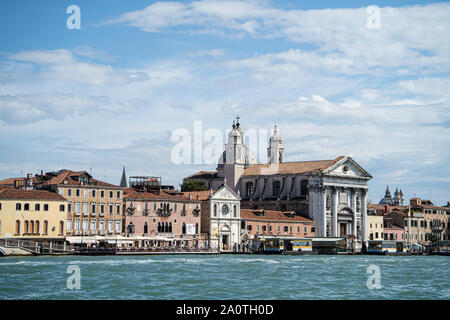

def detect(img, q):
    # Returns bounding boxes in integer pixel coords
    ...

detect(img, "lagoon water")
[0,255,449,300]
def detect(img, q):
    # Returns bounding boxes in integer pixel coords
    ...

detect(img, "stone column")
[320,186,327,237]
[332,187,338,237]
[362,189,368,246]
[351,188,357,237]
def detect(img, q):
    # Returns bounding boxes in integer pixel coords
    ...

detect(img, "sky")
[0,0,449,205]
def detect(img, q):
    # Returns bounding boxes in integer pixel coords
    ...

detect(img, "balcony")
[126,207,135,216]
[193,208,201,217]
[157,208,172,217]
[142,209,150,216]
[180,209,187,216]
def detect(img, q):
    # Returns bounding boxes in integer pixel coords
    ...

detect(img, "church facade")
[183,117,373,249]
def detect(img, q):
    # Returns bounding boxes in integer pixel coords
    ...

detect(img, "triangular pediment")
[211,184,241,201]
[323,156,372,180]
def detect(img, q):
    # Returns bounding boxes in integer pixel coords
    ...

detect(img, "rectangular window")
[278,226,280,232]
[76,189,80,197]
[84,189,88,197]
[75,202,80,213]
[247,225,252,231]
[256,225,259,231]
[304,227,307,233]
[290,226,292,232]
[83,202,88,213]
[269,226,272,232]
[74,219,80,230]
[284,226,288,232]
[59,188,64,196]
[116,204,121,214]
[101,190,105,198]
[92,203,96,213]
[90,220,96,231]
[82,220,88,231]
[262,226,266,232]
[117,191,121,199]
[67,219,72,230]
[68,189,72,196]
[68,202,72,213]
[109,203,113,214]
[109,220,113,231]
[115,221,120,232]
[153,202,157,210]
[174,203,177,212]
[92,189,96,197]
[99,220,105,231]
[100,203,105,214]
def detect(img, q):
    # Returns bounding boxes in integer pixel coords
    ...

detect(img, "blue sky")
[0,0,449,205]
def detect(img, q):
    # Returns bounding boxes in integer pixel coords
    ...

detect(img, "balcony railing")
[157,208,172,217]
[180,209,187,216]
[193,208,201,216]
[126,207,135,216]
[142,209,150,216]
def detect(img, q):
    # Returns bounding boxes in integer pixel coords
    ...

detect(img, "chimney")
[14,180,19,189]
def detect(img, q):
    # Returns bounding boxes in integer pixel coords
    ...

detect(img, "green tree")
[180,180,208,192]
[425,233,440,243]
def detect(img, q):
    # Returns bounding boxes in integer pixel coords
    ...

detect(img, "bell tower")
[267,125,284,164]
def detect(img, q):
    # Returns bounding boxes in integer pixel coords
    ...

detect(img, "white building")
[184,117,372,250]
[186,184,241,252]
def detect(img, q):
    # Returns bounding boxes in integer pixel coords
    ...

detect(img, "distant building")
[367,214,384,241]
[123,176,202,248]
[120,165,128,188]
[184,117,372,251]
[0,186,67,241]
[240,208,315,241]
[410,198,448,241]
[184,184,241,252]
[379,185,405,206]
[34,170,125,242]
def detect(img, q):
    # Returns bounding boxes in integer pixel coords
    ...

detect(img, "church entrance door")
[340,223,346,237]
[222,234,229,250]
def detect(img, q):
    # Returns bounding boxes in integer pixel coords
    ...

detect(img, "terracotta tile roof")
[0,188,67,201]
[242,156,345,176]
[42,170,119,188]
[182,190,214,201]
[124,188,191,201]
[241,209,314,223]
[0,177,27,186]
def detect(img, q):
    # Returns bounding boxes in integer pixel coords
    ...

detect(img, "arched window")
[35,220,40,234]
[43,220,48,234]
[24,203,30,211]
[169,222,172,233]
[127,222,134,234]
[233,205,237,217]
[24,220,29,234]
[213,204,217,217]
[143,222,148,234]
[182,223,186,234]
[246,182,254,197]
[30,221,34,234]
[272,181,281,197]
[164,222,169,233]
[59,221,64,234]
[35,204,40,211]
[59,205,65,212]
[15,220,21,234]
[16,203,21,211]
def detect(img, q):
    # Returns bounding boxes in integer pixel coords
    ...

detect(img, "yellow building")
[0,187,67,240]
[35,170,124,237]
[367,214,384,241]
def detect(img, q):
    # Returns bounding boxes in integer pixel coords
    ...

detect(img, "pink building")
[384,226,405,241]
[123,187,202,248]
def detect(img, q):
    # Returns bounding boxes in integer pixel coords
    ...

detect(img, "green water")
[0,255,448,299]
